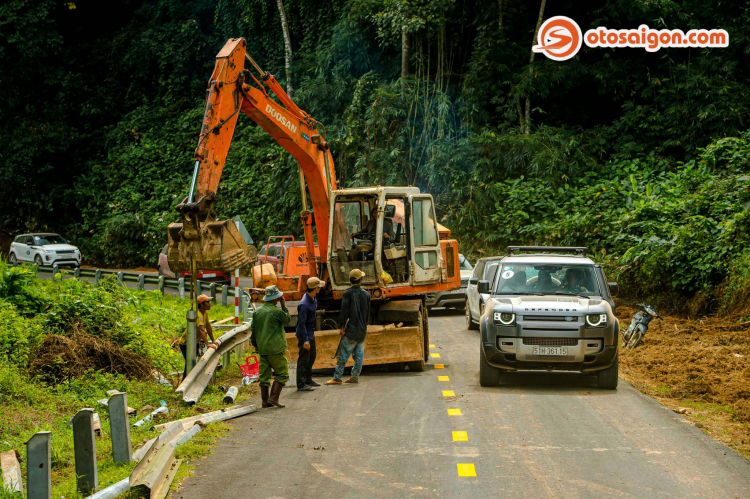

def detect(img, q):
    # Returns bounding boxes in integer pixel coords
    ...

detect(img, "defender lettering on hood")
[266,104,298,133]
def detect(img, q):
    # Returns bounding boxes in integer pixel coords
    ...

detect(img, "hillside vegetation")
[2,0,749,312]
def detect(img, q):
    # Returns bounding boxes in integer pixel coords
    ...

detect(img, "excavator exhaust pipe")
[167,219,256,273]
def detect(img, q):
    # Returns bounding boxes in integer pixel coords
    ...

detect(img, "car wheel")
[466,300,479,330]
[479,343,501,387]
[34,255,43,267]
[596,354,619,390]
[9,253,17,266]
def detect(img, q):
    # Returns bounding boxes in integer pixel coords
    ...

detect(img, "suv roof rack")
[507,246,587,255]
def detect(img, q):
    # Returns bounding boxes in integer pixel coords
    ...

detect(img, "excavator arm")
[168,37,335,276]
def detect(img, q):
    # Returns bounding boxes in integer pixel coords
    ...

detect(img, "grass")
[0,268,258,498]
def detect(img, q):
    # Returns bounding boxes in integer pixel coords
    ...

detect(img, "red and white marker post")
[234,268,240,324]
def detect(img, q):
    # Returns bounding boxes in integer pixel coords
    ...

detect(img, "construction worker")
[251,285,291,408]
[296,277,325,391]
[179,294,221,378]
[326,269,370,385]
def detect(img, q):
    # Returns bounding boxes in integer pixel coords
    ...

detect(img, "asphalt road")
[174,310,750,499]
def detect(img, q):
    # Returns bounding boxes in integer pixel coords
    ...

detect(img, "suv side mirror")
[478,280,490,294]
[607,282,619,295]
[469,277,478,285]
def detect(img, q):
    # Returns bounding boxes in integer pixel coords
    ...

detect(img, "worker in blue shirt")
[296,277,325,391]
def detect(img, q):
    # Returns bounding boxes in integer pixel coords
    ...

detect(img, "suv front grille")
[523,315,579,322]
[522,337,579,346]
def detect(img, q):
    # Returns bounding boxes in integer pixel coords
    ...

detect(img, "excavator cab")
[327,187,445,292]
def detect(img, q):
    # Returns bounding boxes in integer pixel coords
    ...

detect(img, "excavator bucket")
[167,220,256,273]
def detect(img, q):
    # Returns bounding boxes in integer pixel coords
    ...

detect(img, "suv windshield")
[33,234,67,245]
[494,263,600,296]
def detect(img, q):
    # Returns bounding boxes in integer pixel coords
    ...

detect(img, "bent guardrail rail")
[175,323,252,405]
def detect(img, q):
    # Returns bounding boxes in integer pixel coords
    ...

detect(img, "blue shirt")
[295,292,317,341]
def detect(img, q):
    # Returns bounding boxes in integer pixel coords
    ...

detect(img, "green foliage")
[3,0,750,311]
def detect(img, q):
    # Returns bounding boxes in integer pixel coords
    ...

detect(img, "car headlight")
[586,313,607,327]
[493,312,516,325]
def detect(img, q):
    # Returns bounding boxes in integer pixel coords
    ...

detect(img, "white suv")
[9,233,81,267]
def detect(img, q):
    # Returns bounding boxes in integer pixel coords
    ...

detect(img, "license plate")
[533,347,568,356]
[201,273,216,278]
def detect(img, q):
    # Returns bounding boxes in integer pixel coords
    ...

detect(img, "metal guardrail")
[176,323,252,405]
[36,265,247,304]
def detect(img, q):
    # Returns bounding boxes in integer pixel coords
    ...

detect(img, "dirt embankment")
[617,306,750,457]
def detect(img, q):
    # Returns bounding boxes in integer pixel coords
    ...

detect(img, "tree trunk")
[498,0,503,36]
[401,26,410,79]
[524,0,547,134]
[276,0,293,97]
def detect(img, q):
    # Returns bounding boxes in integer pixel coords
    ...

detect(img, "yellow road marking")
[434,364,445,369]
[442,390,455,397]
[431,353,441,358]
[447,408,462,416]
[438,376,450,382]
[452,431,468,442]
[457,463,476,477]
[429,344,435,347]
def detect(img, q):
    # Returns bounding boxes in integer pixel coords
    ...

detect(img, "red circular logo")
[532,16,583,61]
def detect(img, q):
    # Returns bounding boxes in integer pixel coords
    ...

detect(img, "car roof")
[18,233,61,237]
[476,256,503,263]
[501,254,596,265]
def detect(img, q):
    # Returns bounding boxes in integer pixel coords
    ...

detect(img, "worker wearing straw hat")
[251,285,291,408]
[179,294,221,378]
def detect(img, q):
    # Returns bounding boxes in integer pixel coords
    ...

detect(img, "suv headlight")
[586,314,607,327]
[493,312,515,325]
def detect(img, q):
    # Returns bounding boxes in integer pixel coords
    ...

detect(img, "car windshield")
[459,255,473,270]
[494,263,600,296]
[33,234,67,245]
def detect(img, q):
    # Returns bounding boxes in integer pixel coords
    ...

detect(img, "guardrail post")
[138,274,145,291]
[95,269,102,285]
[74,266,81,279]
[158,276,165,294]
[221,284,228,306]
[242,293,249,323]
[116,271,124,287]
[186,310,197,375]
[209,283,216,300]
[197,279,202,297]
[52,264,60,281]
[26,431,51,499]
[72,408,98,495]
[178,278,185,299]
[108,393,132,463]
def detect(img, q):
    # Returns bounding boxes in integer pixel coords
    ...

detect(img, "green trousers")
[259,353,289,387]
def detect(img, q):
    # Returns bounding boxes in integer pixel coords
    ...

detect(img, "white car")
[426,254,474,309]
[9,233,81,267]
[465,256,502,330]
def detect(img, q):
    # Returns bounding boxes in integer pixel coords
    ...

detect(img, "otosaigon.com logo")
[533,16,729,61]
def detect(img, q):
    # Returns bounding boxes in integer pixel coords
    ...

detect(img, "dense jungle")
[2,0,750,313]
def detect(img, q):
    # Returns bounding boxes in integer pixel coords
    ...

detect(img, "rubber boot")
[261,385,270,408]
[267,381,286,408]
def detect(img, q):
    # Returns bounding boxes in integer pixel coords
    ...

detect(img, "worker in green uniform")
[251,285,291,408]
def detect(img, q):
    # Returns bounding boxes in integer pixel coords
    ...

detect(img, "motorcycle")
[622,303,661,348]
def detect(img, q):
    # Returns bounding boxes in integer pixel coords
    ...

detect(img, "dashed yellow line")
[452,431,468,442]
[429,344,435,347]
[457,463,476,477]
[431,353,441,358]
[447,408,462,416]
[442,390,455,398]
[434,364,445,369]
[438,376,450,382]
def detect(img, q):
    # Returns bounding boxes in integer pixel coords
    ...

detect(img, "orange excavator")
[168,38,461,371]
